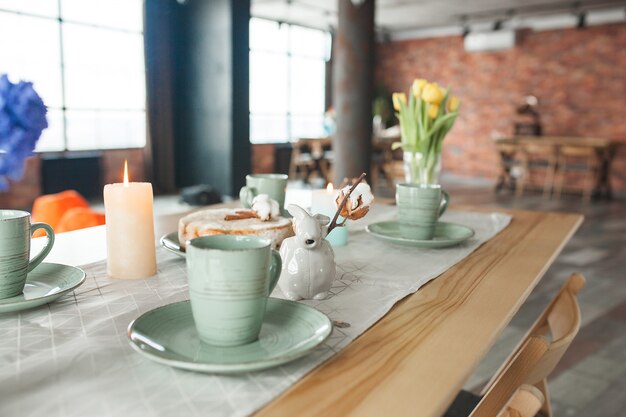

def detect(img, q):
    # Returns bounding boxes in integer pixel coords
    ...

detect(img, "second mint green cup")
[239,174,288,210]
[0,210,55,299]
[396,184,449,240]
[186,235,282,346]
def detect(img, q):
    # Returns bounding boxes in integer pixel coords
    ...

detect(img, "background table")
[495,136,618,198]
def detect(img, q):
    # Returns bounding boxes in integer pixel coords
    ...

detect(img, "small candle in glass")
[311,183,348,247]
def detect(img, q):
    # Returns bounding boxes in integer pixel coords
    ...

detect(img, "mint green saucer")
[0,263,86,314]
[128,298,332,373]
[366,221,475,248]
[160,232,185,257]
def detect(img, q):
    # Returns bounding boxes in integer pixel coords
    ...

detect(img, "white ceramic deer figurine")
[278,173,369,301]
[278,204,336,301]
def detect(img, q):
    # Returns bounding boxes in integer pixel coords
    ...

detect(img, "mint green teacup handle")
[239,186,257,208]
[28,223,55,273]
[268,250,282,294]
[439,190,450,217]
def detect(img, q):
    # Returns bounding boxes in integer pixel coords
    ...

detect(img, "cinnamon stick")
[224,210,260,221]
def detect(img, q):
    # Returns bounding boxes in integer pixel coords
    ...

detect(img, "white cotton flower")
[342,183,374,210]
[335,182,374,221]
[252,194,280,221]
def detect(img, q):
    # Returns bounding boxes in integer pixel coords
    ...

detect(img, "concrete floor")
[423,178,626,417]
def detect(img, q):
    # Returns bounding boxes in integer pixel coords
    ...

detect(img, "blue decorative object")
[0,74,48,191]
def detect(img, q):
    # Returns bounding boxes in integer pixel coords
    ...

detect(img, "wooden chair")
[446,273,585,417]
[371,140,403,191]
[495,142,522,192]
[500,385,545,417]
[554,145,600,203]
[445,337,549,417]
[370,125,402,192]
[482,273,585,416]
[289,137,333,184]
[516,143,557,198]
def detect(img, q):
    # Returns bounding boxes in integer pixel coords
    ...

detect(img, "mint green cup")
[396,184,449,240]
[0,210,55,299]
[186,235,282,346]
[239,174,288,210]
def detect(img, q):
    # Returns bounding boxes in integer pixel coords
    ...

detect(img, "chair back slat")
[524,274,584,384]
[499,385,545,417]
[470,337,549,417]
[480,274,585,407]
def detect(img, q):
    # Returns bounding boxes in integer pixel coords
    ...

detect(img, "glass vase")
[403,151,442,185]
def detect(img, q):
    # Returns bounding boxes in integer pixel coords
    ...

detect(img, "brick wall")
[376,23,626,192]
[251,144,276,174]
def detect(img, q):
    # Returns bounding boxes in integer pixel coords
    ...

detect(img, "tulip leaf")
[426,112,457,137]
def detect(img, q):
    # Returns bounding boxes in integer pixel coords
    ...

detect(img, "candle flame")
[326,183,333,192]
[123,160,129,186]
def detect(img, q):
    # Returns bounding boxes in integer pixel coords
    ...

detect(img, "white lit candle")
[311,183,348,247]
[104,161,157,279]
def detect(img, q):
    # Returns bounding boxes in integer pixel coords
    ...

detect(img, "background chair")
[495,142,522,192]
[445,337,549,417]
[371,139,403,192]
[554,145,600,203]
[516,143,557,198]
[289,137,333,184]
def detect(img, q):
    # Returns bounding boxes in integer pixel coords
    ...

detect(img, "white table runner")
[0,207,511,417]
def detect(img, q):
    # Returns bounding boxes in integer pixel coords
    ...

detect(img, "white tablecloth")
[0,206,511,417]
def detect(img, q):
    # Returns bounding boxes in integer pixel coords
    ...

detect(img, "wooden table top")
[256,205,583,417]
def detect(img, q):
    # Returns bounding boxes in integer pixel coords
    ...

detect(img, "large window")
[0,0,146,152]
[250,18,330,144]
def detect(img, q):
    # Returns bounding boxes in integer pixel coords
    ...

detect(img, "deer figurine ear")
[286,204,307,221]
[313,214,330,226]
[314,214,331,239]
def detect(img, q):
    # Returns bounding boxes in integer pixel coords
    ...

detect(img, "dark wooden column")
[171,0,250,197]
[332,0,375,183]
[144,0,177,194]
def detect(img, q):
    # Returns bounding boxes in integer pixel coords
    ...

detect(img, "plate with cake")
[161,195,294,257]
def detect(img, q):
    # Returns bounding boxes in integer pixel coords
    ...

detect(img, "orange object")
[56,207,106,233]
[32,190,91,237]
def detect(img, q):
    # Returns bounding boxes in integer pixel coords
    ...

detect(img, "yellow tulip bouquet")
[392,79,459,185]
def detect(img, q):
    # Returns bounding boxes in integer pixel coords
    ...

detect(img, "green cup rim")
[188,235,271,252]
[246,173,288,181]
[0,209,30,222]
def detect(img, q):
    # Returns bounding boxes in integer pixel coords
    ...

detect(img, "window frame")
[0,2,147,153]
[249,18,330,145]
